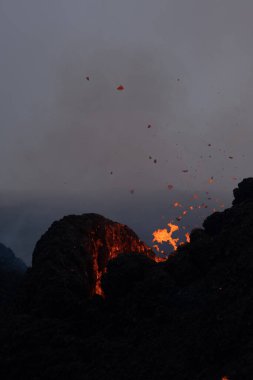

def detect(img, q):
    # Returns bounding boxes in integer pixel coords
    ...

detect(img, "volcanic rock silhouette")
[1,179,253,380]
[232,177,253,205]
[21,213,154,316]
[0,243,26,307]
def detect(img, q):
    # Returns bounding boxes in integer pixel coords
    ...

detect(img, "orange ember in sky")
[173,201,182,208]
[185,232,190,243]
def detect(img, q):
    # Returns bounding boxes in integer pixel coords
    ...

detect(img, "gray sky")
[1,0,253,262]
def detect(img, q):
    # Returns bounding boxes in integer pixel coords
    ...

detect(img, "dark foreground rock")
[1,179,253,380]
[0,243,26,308]
[18,213,154,317]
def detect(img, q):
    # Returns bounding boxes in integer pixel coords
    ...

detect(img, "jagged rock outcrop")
[0,243,26,307]
[22,213,154,316]
[232,177,253,205]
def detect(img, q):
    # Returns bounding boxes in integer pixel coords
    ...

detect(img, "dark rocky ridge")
[1,179,253,380]
[232,177,253,205]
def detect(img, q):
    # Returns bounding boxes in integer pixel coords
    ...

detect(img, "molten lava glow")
[152,191,226,256]
[95,278,104,296]
[153,223,179,251]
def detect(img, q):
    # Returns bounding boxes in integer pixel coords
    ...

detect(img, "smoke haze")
[1,0,252,262]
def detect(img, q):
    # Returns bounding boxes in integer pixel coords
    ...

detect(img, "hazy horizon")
[0,187,232,264]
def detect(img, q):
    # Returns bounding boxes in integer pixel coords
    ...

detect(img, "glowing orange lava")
[153,223,179,251]
[95,278,104,296]
[152,190,225,256]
